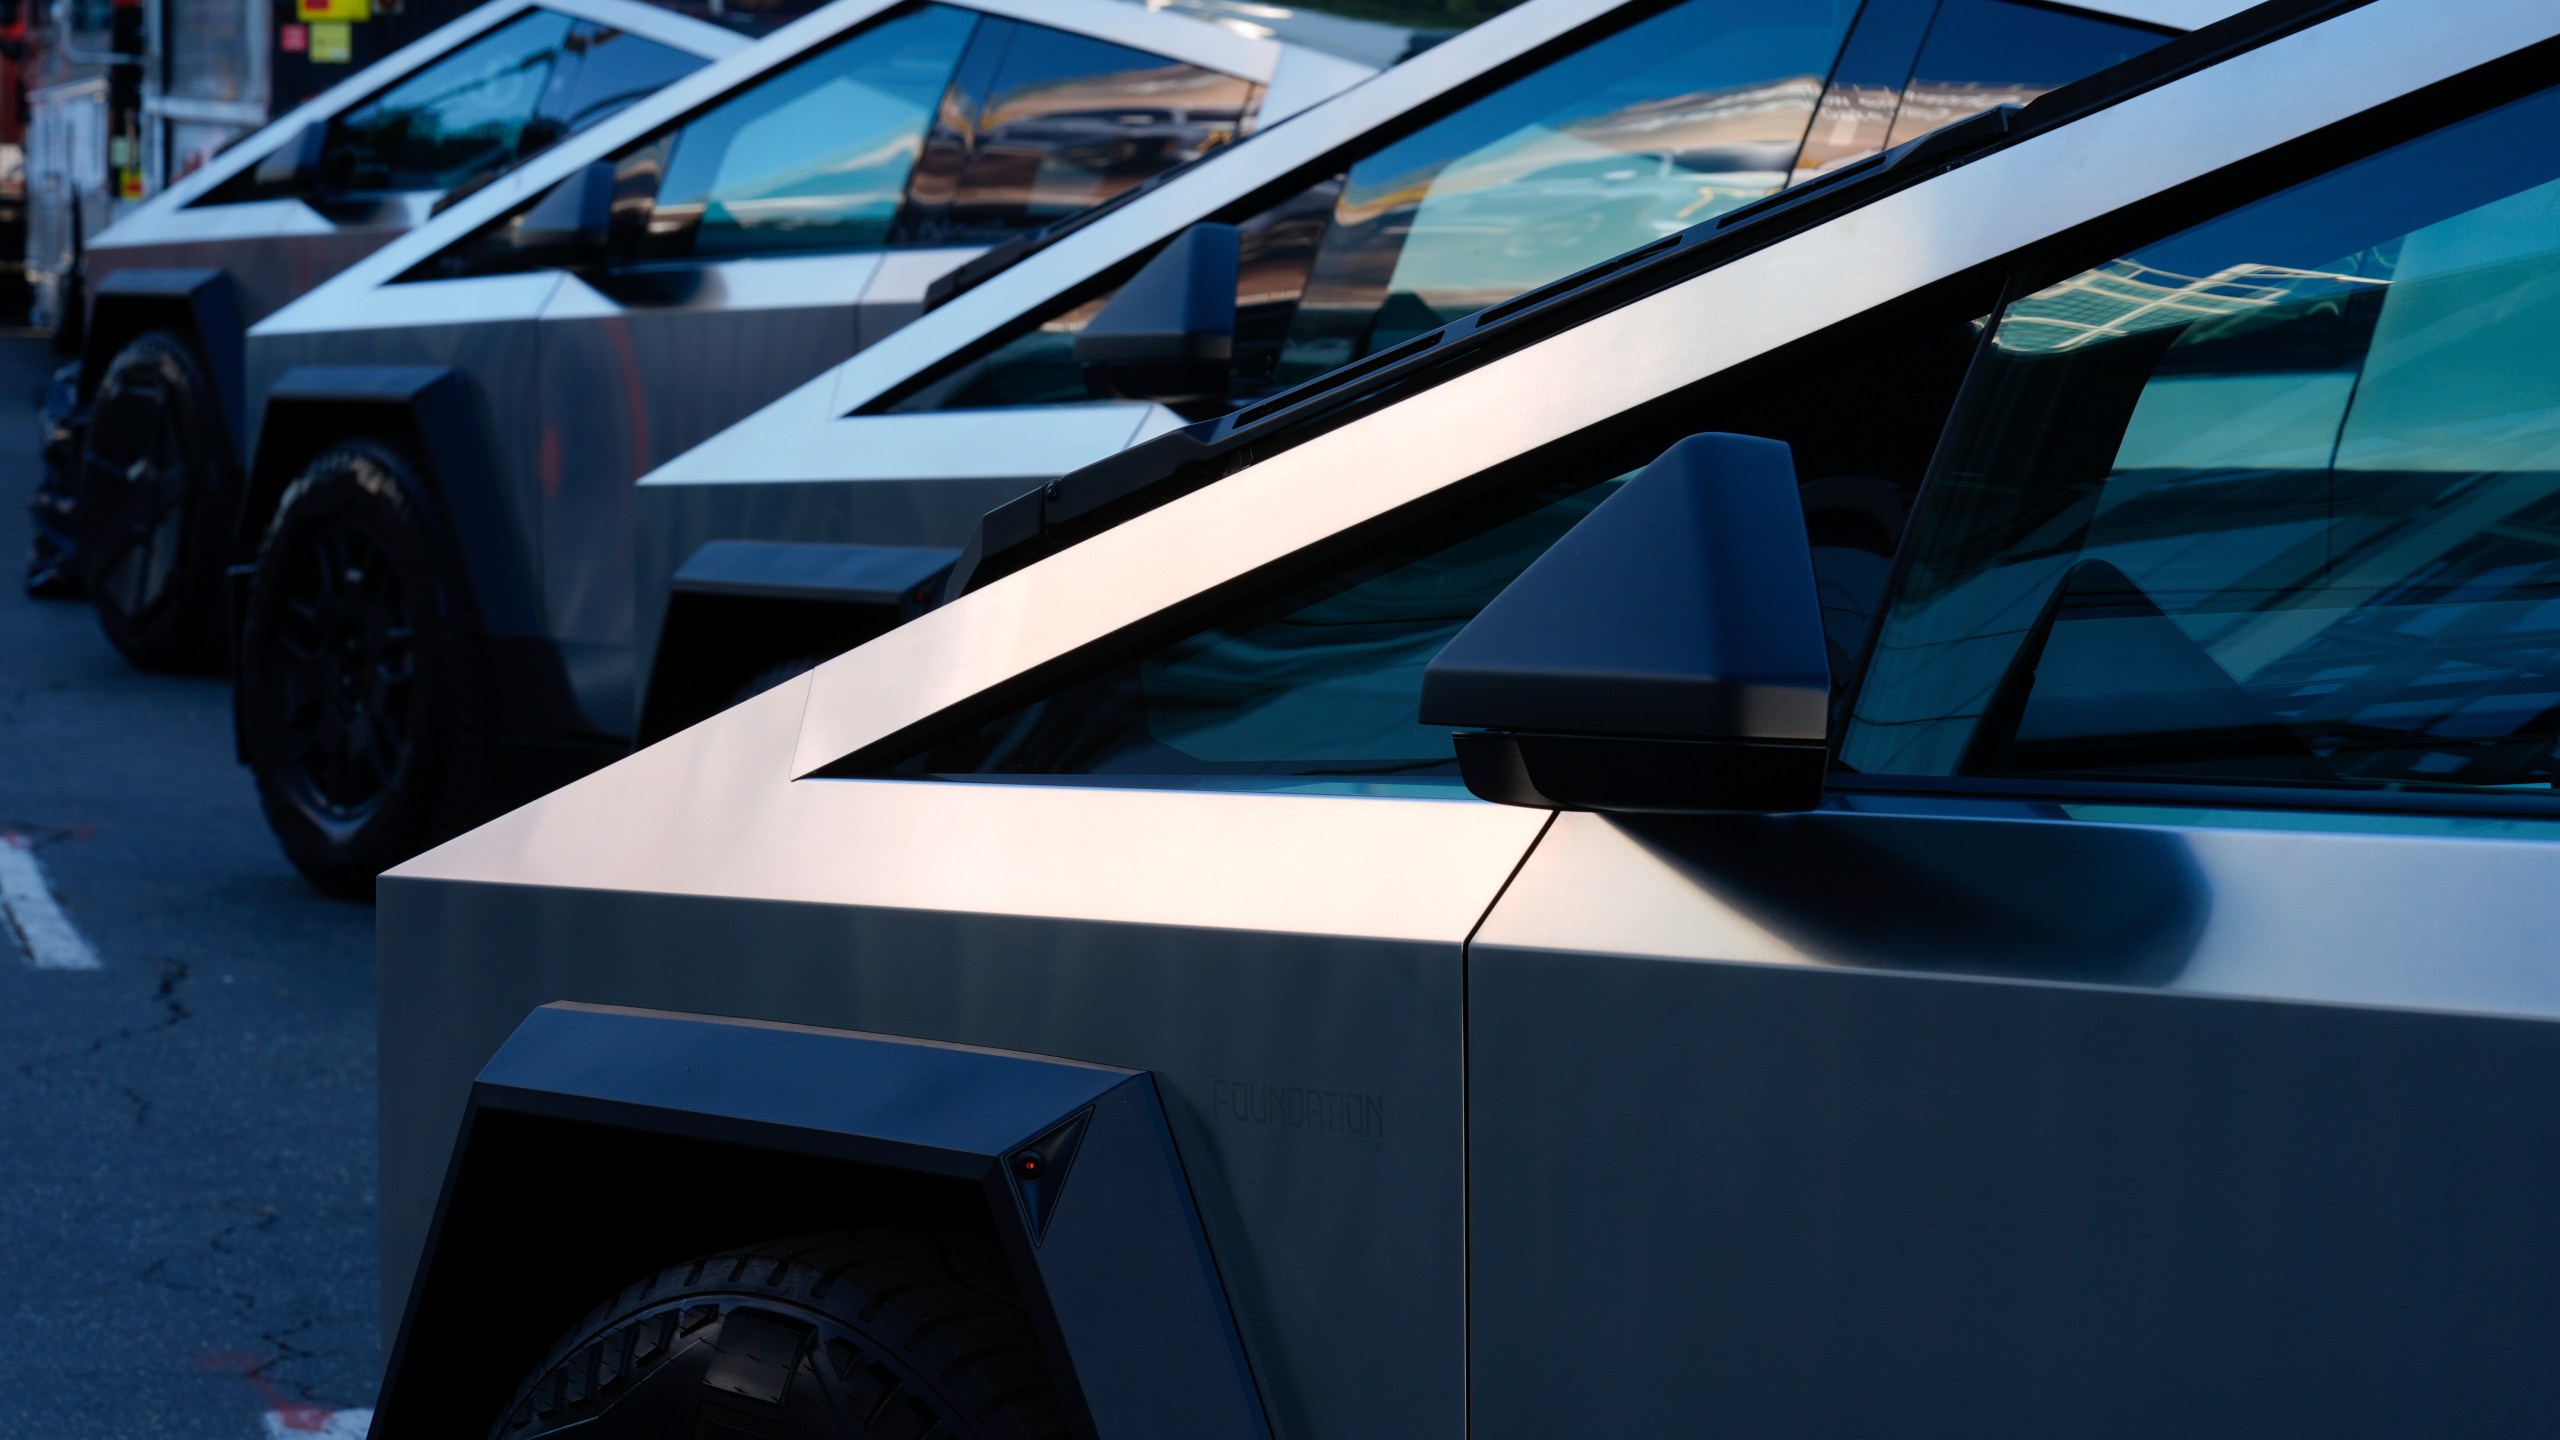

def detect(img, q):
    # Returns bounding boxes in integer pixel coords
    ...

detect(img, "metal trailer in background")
[372,1,2560,1437]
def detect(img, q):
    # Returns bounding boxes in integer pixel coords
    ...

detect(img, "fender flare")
[639,539,959,742]
[84,267,248,463]
[238,365,539,639]
[373,1003,1270,1440]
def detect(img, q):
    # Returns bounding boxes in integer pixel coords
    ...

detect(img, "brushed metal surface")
[534,258,875,730]
[382,674,1550,1440]
[1466,803,2560,1437]
[789,0,2560,779]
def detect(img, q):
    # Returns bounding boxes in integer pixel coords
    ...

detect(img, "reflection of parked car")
[620,0,2195,758]
[24,0,742,633]
[371,5,2560,1437]
[232,0,1362,895]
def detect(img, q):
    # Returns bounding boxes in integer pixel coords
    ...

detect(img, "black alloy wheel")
[238,441,496,898]
[76,330,232,670]
[493,1229,1067,1440]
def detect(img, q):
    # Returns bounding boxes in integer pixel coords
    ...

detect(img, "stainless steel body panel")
[536,258,876,731]
[1464,804,2560,1435]
[382,680,1551,1440]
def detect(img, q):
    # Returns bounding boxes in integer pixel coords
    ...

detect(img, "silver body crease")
[381,1,2560,1436]
[249,0,1352,739]
[80,0,745,333]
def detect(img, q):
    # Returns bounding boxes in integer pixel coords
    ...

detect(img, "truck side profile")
[371,1,2560,1436]
[28,0,743,664]
[229,0,1358,895]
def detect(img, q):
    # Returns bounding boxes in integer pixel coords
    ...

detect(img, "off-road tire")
[236,440,497,899]
[491,1228,1069,1440]
[76,329,233,670]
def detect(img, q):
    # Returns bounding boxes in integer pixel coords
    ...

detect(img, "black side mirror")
[509,160,617,274]
[1075,222,1238,404]
[252,122,330,198]
[1419,433,1831,813]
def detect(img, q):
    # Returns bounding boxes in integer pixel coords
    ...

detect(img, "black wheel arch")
[375,1003,1270,1440]
[83,268,247,450]
[638,540,958,744]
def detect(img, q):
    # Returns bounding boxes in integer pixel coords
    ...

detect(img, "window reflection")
[1845,86,2560,794]
[1273,0,1858,385]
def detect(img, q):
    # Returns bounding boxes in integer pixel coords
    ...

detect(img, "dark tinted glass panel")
[1844,87,2560,796]
[904,480,1616,782]
[891,304,1981,781]
[637,3,977,261]
[521,23,706,154]
[897,0,1860,412]
[1270,0,1858,386]
[325,10,579,192]
[909,23,1257,245]
[1884,0,2169,148]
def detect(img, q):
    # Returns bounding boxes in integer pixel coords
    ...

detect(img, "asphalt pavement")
[0,333,384,1437]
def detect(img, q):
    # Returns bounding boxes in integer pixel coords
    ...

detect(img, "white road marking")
[0,833,100,970]
[263,1407,373,1439]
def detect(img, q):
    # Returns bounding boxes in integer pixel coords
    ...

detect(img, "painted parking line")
[263,1407,373,1439]
[0,832,100,970]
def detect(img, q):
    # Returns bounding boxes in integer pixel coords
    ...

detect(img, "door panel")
[1467,803,2560,1438]
[533,254,873,734]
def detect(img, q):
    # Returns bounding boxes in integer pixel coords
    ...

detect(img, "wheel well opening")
[235,402,426,569]
[390,1108,1026,1440]
[81,298,197,399]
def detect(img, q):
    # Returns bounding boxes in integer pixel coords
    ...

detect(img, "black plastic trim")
[373,1004,1270,1440]
[85,267,247,453]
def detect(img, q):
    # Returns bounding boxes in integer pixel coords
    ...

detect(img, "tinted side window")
[875,310,1982,783]
[325,9,579,193]
[635,3,978,262]
[895,19,1257,247]
[1885,0,2168,149]
[519,23,708,155]
[1843,86,2560,796]
[1270,0,1860,388]
[897,0,1862,413]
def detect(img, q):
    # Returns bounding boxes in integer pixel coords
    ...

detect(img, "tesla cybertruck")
[225,0,1369,893]
[237,0,2208,897]
[28,0,743,654]
[623,0,2229,745]
[369,0,2560,1436]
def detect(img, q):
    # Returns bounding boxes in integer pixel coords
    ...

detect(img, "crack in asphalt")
[13,956,192,1086]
